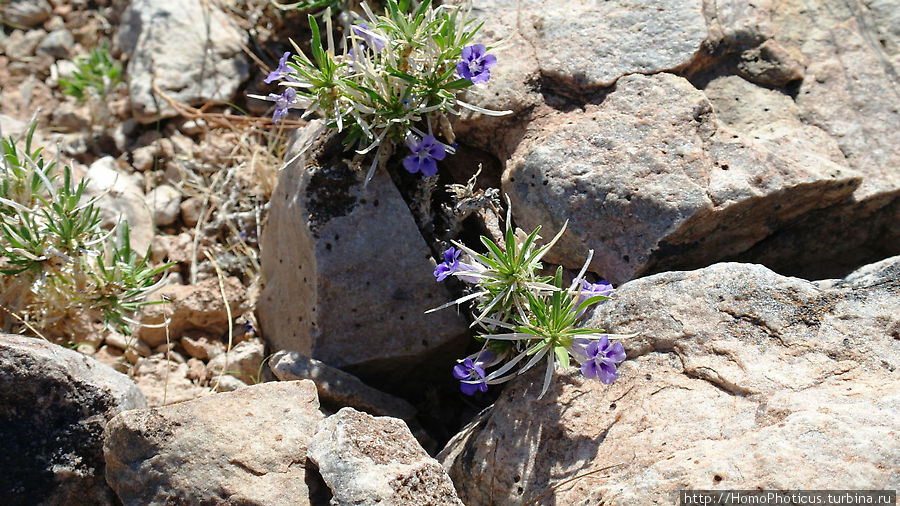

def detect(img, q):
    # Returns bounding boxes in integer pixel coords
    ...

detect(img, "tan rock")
[1,0,52,28]
[206,339,266,385]
[103,381,327,505]
[136,276,247,348]
[94,345,128,373]
[179,196,204,227]
[310,408,463,505]
[185,357,208,384]
[180,332,225,361]
[85,157,154,255]
[132,355,210,406]
[736,39,808,86]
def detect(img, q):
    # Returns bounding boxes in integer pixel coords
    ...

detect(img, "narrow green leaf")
[555,346,570,369]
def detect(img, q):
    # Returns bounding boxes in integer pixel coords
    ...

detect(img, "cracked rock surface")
[451,0,898,282]
[103,380,327,506]
[503,73,859,284]
[439,258,900,505]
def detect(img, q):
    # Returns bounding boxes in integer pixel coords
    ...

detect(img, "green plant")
[59,41,123,103]
[254,0,509,182]
[430,206,633,397]
[58,41,123,130]
[0,121,170,339]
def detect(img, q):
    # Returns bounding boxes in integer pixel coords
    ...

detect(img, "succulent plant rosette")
[430,207,633,398]
[253,0,509,183]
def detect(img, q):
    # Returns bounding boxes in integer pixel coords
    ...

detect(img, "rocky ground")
[1,0,898,504]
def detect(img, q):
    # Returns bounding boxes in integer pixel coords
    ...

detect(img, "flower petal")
[581,360,599,379]
[457,61,472,80]
[460,381,479,395]
[585,340,601,359]
[403,154,422,174]
[419,157,438,176]
[597,362,619,384]
[470,69,491,84]
[607,342,626,363]
[428,142,446,161]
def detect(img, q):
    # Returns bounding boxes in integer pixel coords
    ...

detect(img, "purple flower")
[580,336,626,384]
[434,246,481,283]
[452,350,497,395]
[352,23,385,52]
[265,52,292,84]
[268,87,297,123]
[434,247,461,281]
[581,279,613,298]
[457,44,497,84]
[403,135,446,176]
[574,279,613,317]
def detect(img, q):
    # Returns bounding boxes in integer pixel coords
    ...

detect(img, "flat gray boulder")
[503,73,859,284]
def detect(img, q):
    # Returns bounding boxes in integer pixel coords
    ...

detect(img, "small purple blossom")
[265,52,292,84]
[403,135,446,176]
[580,336,626,384]
[574,279,613,317]
[434,246,481,283]
[434,247,461,281]
[268,87,297,123]
[452,350,497,395]
[352,23,386,52]
[581,279,613,298]
[457,44,497,84]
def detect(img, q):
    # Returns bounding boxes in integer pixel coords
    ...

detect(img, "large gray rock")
[450,0,708,157]
[258,125,468,380]
[309,407,463,505]
[502,73,859,284]
[455,0,707,91]
[116,0,249,123]
[440,258,900,504]
[705,74,899,278]
[103,380,328,505]
[455,0,897,282]
[519,0,708,90]
[0,335,147,505]
[699,0,900,277]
